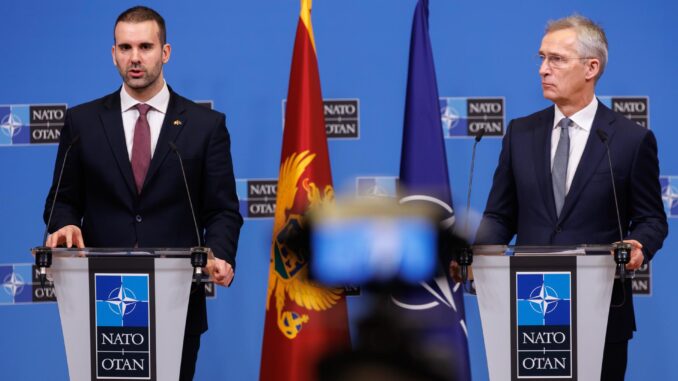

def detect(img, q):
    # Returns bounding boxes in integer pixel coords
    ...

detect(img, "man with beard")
[43,6,242,380]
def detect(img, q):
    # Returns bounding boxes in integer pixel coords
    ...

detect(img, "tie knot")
[559,117,572,130]
[136,103,151,116]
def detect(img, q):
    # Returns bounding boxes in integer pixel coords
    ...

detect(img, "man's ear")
[585,58,600,81]
[162,43,171,64]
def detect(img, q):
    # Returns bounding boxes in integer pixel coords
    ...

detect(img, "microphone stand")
[36,136,80,289]
[458,130,485,284]
[170,142,210,283]
[596,129,631,284]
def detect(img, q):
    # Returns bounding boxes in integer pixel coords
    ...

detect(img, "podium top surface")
[31,247,204,258]
[471,244,614,256]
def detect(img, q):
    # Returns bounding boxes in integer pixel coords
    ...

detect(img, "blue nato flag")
[400,0,451,204]
[396,0,472,380]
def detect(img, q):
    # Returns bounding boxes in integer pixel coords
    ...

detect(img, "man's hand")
[449,260,474,283]
[205,258,234,287]
[619,239,644,271]
[45,225,85,248]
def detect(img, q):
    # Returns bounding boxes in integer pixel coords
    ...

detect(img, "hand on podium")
[45,225,85,249]
[615,239,644,270]
[449,260,474,283]
[206,257,234,287]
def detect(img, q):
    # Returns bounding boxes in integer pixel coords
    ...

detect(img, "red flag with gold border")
[259,1,351,380]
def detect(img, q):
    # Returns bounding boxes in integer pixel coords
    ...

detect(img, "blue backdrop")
[1,1,676,380]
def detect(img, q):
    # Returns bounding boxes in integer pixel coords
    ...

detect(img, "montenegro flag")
[259,1,351,380]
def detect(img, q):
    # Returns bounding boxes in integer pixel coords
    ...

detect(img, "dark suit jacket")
[476,101,667,342]
[44,87,243,334]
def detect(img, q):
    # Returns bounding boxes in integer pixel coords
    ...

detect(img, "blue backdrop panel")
[0,1,675,380]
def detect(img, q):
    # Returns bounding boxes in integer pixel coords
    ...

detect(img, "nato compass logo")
[282,98,360,139]
[355,176,398,198]
[0,263,56,305]
[599,96,649,128]
[95,274,151,379]
[0,106,29,145]
[1,264,31,304]
[237,179,277,219]
[516,272,572,378]
[391,275,469,334]
[660,176,678,218]
[439,97,505,138]
[0,104,67,146]
[388,188,467,339]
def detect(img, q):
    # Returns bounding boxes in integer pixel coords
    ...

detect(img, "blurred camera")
[307,198,450,286]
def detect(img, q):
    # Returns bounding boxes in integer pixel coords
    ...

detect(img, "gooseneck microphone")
[169,142,209,282]
[458,129,486,283]
[596,129,631,286]
[43,135,80,244]
[464,128,486,236]
[36,135,80,288]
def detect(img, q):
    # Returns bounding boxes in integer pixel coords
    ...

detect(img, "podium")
[471,245,616,381]
[32,248,201,381]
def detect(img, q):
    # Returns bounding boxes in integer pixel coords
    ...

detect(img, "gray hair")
[546,15,608,81]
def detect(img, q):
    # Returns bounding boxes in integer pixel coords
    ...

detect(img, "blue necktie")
[552,117,571,217]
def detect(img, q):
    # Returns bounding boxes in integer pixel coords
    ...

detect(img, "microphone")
[458,129,486,283]
[36,135,80,288]
[169,142,209,282]
[596,129,631,284]
[464,128,485,236]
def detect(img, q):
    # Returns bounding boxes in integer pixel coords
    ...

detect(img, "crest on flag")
[266,150,343,339]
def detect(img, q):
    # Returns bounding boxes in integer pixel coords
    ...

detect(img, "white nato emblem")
[0,113,23,137]
[106,287,139,316]
[661,181,678,213]
[528,284,561,316]
[441,103,460,132]
[390,195,466,336]
[2,272,25,297]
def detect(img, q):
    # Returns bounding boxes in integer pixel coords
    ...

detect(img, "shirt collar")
[120,80,170,114]
[553,96,598,132]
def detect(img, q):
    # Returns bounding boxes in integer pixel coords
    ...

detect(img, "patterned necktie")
[552,117,572,217]
[131,103,152,193]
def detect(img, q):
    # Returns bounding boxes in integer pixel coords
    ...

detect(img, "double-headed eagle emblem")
[266,150,343,339]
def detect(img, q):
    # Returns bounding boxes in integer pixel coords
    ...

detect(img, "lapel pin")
[173,119,183,126]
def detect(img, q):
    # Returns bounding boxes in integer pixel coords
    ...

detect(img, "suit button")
[136,215,142,223]
[555,226,562,233]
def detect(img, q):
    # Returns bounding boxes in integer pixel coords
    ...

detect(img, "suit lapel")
[558,101,616,222]
[142,89,186,190]
[533,106,558,221]
[100,91,138,197]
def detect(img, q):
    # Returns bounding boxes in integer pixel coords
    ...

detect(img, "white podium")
[33,248,199,381]
[471,245,616,381]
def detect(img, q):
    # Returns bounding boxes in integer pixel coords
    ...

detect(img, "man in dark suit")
[475,15,667,380]
[43,6,242,380]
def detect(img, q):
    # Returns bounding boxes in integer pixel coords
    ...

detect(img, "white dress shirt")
[551,97,598,194]
[120,81,170,160]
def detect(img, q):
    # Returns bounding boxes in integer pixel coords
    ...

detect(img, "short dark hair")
[114,6,166,45]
